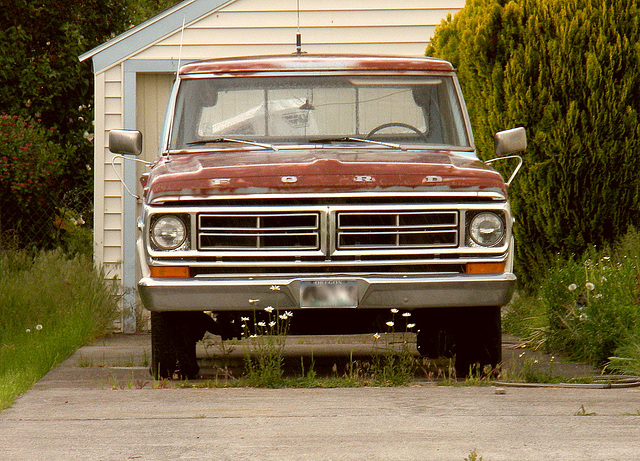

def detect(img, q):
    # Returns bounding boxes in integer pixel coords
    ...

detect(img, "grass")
[503,227,640,374]
[0,250,119,410]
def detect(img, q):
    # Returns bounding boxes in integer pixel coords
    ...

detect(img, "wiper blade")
[186,137,278,151]
[310,137,405,151]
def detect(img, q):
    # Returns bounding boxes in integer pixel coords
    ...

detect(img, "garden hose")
[492,375,640,389]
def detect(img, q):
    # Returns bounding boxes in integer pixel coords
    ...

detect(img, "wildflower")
[241,317,250,322]
[279,314,288,320]
[35,324,42,331]
[270,285,281,291]
[257,321,266,327]
[386,321,394,327]
[264,306,274,313]
[568,283,577,292]
[407,323,415,329]
[585,282,595,291]
[248,299,260,304]
[269,321,276,327]
[390,308,399,314]
[519,352,526,358]
[26,329,31,333]
[250,334,258,338]
[241,324,246,329]
[373,333,381,339]
[285,311,293,317]
[402,312,411,317]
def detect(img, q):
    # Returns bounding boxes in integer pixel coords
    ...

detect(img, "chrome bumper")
[138,273,517,312]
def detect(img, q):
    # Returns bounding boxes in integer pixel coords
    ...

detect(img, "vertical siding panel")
[93,71,106,267]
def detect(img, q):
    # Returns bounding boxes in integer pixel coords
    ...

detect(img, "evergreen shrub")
[427,0,640,285]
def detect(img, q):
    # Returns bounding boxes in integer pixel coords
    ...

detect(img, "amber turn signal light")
[149,266,190,278]
[465,262,506,274]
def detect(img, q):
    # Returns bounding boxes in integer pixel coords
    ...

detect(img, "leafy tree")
[127,0,182,25]
[427,0,640,285]
[0,1,131,193]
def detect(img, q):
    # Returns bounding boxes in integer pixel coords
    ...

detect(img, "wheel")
[416,306,502,377]
[366,122,425,139]
[151,312,217,380]
[453,306,502,377]
[150,312,177,379]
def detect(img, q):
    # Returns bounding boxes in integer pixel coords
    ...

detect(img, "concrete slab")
[2,334,638,461]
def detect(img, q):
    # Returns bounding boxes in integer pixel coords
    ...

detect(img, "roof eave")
[79,0,236,72]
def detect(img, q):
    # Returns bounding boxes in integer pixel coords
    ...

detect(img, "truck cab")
[109,54,525,378]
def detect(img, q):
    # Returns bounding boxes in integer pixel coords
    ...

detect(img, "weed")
[505,228,640,372]
[241,297,292,387]
[370,309,418,386]
[464,448,483,461]
[575,404,596,416]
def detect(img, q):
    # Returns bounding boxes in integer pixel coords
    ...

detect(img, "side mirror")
[109,129,143,156]
[494,127,526,156]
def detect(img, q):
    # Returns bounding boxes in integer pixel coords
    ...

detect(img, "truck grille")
[336,210,458,249]
[198,212,320,250]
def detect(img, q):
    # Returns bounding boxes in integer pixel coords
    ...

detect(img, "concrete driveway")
[1,334,639,460]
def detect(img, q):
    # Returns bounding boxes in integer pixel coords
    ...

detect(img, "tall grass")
[0,250,119,410]
[504,228,640,372]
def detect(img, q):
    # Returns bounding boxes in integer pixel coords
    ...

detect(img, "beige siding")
[134,0,462,62]
[94,64,124,282]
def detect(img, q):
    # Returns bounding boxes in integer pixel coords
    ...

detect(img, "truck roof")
[179,54,455,76]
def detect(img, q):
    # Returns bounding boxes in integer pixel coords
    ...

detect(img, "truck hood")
[144,148,507,203]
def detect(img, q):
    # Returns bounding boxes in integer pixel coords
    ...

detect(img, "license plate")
[300,280,358,308]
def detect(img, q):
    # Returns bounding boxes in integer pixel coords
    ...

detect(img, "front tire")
[150,312,217,380]
[150,312,177,379]
[417,306,502,377]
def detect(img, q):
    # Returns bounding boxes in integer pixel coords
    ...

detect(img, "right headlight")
[468,212,505,247]
[151,215,187,250]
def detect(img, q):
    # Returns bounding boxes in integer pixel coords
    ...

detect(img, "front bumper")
[138,273,517,312]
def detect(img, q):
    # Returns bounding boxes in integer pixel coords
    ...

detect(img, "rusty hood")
[143,148,507,203]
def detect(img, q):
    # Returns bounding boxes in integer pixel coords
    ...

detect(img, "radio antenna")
[176,16,186,77]
[295,0,305,55]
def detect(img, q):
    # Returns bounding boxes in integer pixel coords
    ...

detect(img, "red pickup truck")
[109,54,525,379]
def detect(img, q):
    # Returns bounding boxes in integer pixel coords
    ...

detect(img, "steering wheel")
[366,122,426,140]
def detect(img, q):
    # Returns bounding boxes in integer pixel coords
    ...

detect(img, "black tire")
[417,306,502,377]
[151,312,217,380]
[150,312,177,379]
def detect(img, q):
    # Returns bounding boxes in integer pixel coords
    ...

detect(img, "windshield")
[168,75,470,150]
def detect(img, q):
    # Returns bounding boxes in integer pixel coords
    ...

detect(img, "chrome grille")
[198,213,320,250]
[337,210,458,249]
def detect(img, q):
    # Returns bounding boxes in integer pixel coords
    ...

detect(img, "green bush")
[0,114,65,248]
[506,228,640,369]
[427,0,640,285]
[0,250,119,409]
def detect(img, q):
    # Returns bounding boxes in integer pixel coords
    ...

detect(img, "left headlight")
[151,215,187,250]
[468,212,505,247]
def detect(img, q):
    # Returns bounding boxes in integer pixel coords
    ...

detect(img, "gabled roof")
[79,0,235,72]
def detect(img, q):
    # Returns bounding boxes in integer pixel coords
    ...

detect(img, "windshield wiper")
[310,137,406,151]
[186,137,278,151]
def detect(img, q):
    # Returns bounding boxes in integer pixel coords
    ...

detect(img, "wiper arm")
[186,137,278,151]
[310,137,406,151]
